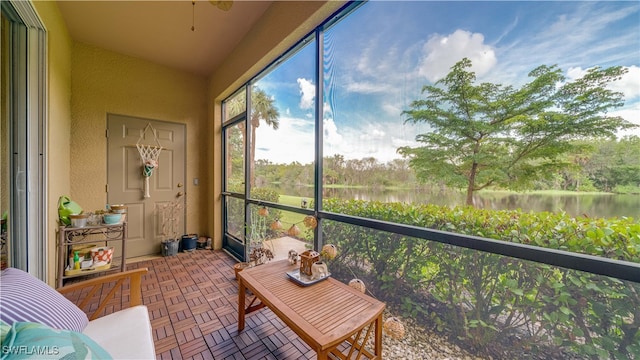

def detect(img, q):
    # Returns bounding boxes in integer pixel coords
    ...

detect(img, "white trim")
[3,0,47,280]
[8,1,44,28]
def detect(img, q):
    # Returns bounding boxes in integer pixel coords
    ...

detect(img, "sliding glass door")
[1,0,47,278]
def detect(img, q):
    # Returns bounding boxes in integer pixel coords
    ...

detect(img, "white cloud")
[494,3,640,78]
[418,29,497,82]
[493,16,519,46]
[254,112,432,164]
[323,118,343,147]
[611,66,640,100]
[359,128,385,141]
[254,116,315,164]
[610,102,640,138]
[323,102,333,118]
[382,102,402,117]
[566,65,640,100]
[297,78,315,110]
[566,66,640,137]
[345,80,388,94]
[323,118,425,163]
[565,67,587,80]
[391,137,419,149]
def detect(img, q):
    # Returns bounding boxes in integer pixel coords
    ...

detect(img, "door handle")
[176,191,184,197]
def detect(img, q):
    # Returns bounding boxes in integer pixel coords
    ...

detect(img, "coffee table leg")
[316,349,329,360]
[238,278,246,332]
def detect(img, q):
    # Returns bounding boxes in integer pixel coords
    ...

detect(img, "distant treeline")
[252,136,640,194]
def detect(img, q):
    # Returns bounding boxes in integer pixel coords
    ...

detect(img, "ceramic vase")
[310,261,328,280]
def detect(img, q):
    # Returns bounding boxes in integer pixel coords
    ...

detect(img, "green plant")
[323,198,640,358]
[244,189,282,261]
[247,207,269,248]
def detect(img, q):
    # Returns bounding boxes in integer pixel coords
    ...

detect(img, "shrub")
[323,198,640,358]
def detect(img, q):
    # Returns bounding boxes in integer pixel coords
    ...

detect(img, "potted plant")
[248,247,274,267]
[158,200,182,256]
[247,206,273,266]
[234,206,275,278]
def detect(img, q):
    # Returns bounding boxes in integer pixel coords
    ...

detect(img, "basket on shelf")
[90,246,114,267]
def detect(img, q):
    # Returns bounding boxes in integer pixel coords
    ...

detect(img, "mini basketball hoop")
[136,123,163,198]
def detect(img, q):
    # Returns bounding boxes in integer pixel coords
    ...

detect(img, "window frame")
[219,1,640,283]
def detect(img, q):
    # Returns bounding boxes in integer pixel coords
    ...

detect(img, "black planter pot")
[181,234,198,252]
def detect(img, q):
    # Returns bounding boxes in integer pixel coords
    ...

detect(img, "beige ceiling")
[57,1,274,77]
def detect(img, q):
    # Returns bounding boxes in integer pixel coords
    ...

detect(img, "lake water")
[299,187,639,220]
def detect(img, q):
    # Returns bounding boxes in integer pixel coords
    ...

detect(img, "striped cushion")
[0,268,88,332]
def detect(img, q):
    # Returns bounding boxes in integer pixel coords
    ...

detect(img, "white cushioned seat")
[82,305,155,359]
[2,267,153,359]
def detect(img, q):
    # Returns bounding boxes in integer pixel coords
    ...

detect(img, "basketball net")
[136,123,163,198]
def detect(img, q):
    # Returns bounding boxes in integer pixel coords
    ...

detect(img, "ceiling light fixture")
[191,0,233,32]
[210,1,233,11]
[191,0,196,31]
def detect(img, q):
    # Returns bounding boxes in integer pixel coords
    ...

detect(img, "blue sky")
[255,1,640,164]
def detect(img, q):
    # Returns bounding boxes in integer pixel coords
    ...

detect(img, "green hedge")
[323,198,640,359]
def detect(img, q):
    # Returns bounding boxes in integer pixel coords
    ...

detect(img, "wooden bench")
[238,260,385,359]
[58,268,155,359]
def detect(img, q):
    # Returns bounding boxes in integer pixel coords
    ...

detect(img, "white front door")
[107,114,186,257]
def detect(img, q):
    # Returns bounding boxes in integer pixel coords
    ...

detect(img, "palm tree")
[226,87,280,187]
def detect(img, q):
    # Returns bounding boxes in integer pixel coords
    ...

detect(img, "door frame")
[221,114,247,262]
[1,0,47,279]
[106,114,186,257]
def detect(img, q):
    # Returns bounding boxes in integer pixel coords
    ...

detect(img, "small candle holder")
[299,250,320,276]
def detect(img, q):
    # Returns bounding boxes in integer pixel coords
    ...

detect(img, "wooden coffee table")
[237,260,385,359]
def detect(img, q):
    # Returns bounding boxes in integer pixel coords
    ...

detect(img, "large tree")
[227,87,280,187]
[398,58,636,206]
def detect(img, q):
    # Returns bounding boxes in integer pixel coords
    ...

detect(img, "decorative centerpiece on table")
[311,244,337,280]
[295,244,338,282]
[299,250,320,277]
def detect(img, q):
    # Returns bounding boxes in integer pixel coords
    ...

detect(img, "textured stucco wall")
[32,0,73,286]
[71,43,209,241]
